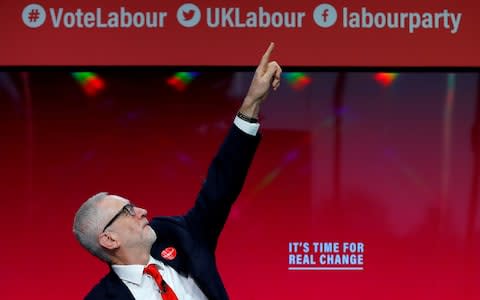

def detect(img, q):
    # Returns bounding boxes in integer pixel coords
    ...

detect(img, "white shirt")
[112,256,208,300]
[233,115,260,136]
[112,118,258,299]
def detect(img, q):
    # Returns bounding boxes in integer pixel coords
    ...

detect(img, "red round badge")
[161,247,177,260]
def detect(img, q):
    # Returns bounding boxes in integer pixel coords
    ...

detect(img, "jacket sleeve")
[184,124,261,252]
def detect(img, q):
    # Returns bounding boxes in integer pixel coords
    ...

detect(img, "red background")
[0,0,479,66]
[0,71,479,299]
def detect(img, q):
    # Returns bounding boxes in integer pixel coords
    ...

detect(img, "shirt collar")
[111,256,164,285]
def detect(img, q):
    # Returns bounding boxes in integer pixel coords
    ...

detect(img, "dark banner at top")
[1,0,478,66]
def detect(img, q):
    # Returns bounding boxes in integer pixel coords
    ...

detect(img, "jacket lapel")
[105,269,136,300]
[153,242,221,300]
[152,241,189,277]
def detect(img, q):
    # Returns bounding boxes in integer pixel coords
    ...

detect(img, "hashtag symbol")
[28,9,40,23]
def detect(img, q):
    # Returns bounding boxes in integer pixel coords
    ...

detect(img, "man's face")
[99,195,157,251]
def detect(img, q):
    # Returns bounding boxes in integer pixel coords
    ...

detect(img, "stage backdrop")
[0,71,479,299]
[0,0,479,66]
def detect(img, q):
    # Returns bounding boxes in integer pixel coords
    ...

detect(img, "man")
[73,43,282,300]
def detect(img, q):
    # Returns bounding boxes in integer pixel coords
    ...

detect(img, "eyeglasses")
[103,203,136,232]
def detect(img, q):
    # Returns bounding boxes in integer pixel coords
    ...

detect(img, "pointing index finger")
[259,42,275,71]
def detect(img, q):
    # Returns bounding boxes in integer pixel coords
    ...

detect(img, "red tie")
[143,264,178,300]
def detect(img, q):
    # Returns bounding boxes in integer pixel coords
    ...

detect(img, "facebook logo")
[313,4,337,28]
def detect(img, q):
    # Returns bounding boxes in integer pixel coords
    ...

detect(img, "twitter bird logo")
[177,3,201,27]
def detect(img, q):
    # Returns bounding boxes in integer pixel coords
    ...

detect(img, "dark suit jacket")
[85,125,261,300]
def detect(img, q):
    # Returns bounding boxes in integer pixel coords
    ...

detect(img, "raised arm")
[185,43,282,251]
